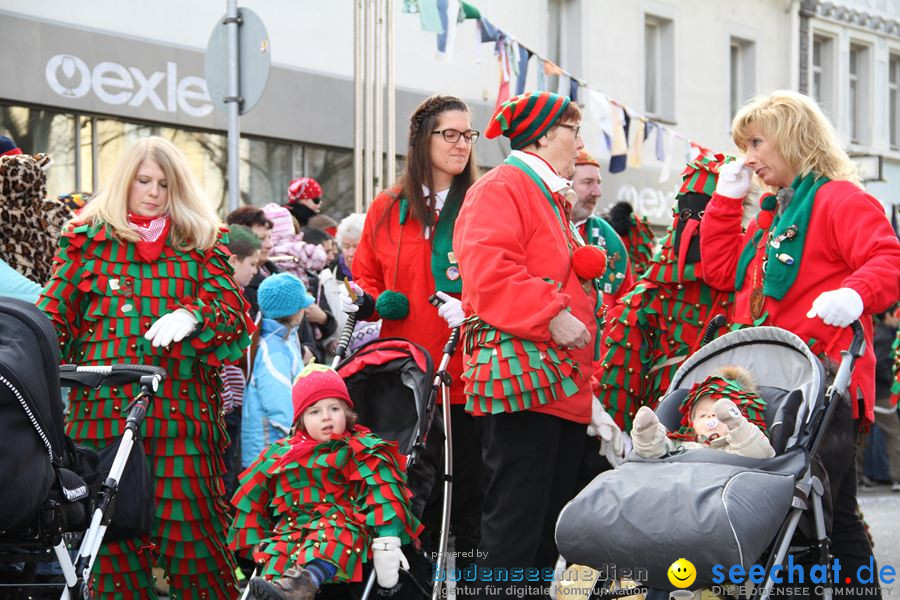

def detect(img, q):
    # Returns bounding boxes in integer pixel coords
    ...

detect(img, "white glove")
[806,287,864,328]
[144,308,199,347]
[339,281,365,315]
[371,536,409,588]
[587,397,625,466]
[715,157,752,200]
[434,291,464,328]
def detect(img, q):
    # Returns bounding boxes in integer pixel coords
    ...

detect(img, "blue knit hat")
[258,272,314,319]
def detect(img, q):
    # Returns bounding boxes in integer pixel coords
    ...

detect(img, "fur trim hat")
[486,92,570,150]
[0,154,73,284]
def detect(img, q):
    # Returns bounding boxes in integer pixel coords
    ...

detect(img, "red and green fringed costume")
[227,426,422,582]
[38,221,253,599]
[620,211,656,278]
[595,154,735,432]
[454,154,600,423]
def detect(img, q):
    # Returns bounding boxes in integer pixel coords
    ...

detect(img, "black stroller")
[556,324,866,600]
[0,298,165,599]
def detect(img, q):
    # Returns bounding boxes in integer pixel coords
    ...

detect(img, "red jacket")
[454,164,599,424]
[701,181,900,422]
[353,189,464,404]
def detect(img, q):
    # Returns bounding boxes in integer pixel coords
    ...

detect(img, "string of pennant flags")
[402,0,713,182]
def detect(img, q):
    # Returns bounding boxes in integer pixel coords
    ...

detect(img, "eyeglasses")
[557,123,582,137]
[311,197,321,205]
[431,129,480,144]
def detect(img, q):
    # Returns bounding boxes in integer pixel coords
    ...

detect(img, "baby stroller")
[556,323,866,600]
[0,298,165,600]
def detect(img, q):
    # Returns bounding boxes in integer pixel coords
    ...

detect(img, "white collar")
[509,150,572,194]
[421,185,450,212]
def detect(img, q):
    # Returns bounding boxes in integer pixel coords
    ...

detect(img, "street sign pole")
[226,0,241,213]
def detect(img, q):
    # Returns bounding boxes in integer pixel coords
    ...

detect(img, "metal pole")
[364,0,375,207]
[90,116,99,192]
[74,114,82,192]
[374,0,384,195]
[386,0,396,186]
[226,0,241,212]
[354,0,364,213]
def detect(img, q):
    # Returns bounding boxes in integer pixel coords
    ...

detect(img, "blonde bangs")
[75,137,221,251]
[731,91,859,185]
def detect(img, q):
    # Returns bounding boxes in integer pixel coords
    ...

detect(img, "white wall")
[0,0,551,103]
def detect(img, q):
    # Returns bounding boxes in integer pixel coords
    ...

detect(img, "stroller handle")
[847,319,865,358]
[60,364,168,389]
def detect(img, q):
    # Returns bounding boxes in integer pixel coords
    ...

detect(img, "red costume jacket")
[701,181,900,422]
[353,189,464,404]
[454,163,599,423]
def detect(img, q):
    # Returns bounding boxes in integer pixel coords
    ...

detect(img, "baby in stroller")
[631,366,775,459]
[228,363,422,600]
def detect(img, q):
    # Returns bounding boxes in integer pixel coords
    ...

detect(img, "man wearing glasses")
[453,91,600,599]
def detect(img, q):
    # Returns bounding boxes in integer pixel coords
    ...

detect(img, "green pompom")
[376,290,410,320]
[760,194,777,211]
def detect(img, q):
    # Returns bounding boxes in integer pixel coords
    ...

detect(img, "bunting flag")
[515,45,531,96]
[609,105,629,174]
[418,0,444,32]
[627,117,645,168]
[478,16,500,42]
[403,3,714,185]
[436,0,461,61]
[658,126,674,183]
[494,38,511,110]
[536,60,546,90]
[569,77,580,102]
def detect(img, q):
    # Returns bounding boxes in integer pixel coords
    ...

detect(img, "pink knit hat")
[261,202,296,238]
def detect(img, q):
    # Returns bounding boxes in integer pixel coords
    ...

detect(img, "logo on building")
[45,53,214,118]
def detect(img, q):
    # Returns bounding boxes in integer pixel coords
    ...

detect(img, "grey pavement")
[859,485,900,600]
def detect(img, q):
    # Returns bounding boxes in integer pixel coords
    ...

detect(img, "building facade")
[0,0,896,223]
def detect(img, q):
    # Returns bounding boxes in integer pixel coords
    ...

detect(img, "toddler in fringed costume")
[630,366,776,459]
[228,363,422,600]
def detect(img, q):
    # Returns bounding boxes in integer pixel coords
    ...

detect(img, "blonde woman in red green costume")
[38,136,253,598]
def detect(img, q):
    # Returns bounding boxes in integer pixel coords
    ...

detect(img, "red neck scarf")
[273,424,371,471]
[127,212,170,262]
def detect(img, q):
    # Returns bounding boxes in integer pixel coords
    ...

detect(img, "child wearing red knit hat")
[229,364,422,600]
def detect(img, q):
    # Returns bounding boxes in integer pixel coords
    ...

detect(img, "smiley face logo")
[667,558,696,588]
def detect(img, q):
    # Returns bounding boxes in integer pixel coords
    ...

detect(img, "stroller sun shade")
[337,338,433,455]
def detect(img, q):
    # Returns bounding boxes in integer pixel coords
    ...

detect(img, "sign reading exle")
[44,53,214,118]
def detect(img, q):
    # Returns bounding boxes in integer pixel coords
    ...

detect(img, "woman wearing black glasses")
[349,94,483,577]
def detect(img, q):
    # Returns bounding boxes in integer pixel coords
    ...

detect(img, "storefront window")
[1,101,358,220]
[304,145,354,219]
[241,137,293,206]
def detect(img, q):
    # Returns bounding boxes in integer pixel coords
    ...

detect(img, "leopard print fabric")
[0,154,73,285]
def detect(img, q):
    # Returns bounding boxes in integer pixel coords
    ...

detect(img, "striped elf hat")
[678,152,733,197]
[486,91,570,150]
[671,372,767,440]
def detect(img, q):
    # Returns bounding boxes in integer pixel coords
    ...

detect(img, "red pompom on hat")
[572,245,607,280]
[292,363,353,421]
[287,177,323,202]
